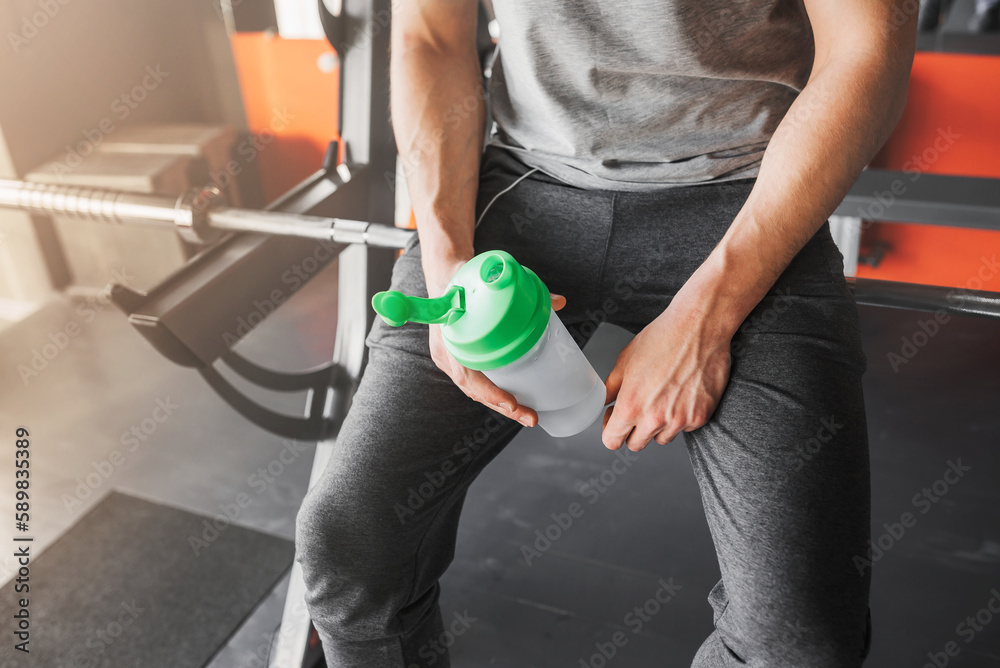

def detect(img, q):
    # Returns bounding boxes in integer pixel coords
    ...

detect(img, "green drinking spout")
[372,285,466,327]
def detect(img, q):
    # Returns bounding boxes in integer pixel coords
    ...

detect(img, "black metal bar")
[915,0,1000,55]
[195,351,356,441]
[109,231,343,368]
[848,277,1000,319]
[196,364,327,441]
[220,350,341,392]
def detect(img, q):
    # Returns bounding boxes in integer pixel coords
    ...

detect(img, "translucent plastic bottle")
[372,250,606,437]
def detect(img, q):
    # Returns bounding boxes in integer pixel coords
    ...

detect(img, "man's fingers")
[653,428,677,446]
[432,326,537,426]
[464,373,516,413]
[625,423,657,452]
[601,406,634,450]
[602,405,614,430]
[551,293,567,312]
[461,369,536,427]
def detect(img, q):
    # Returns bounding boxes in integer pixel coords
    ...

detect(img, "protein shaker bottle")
[372,250,607,437]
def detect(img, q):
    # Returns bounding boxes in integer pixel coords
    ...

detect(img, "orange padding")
[857,52,1000,291]
[229,33,341,205]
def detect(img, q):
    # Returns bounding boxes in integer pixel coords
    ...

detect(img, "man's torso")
[487,0,815,190]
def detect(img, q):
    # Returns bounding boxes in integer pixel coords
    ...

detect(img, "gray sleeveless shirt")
[487,0,815,190]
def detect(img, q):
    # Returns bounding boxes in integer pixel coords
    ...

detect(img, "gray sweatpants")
[295,146,873,667]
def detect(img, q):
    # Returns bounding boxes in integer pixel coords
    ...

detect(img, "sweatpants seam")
[593,191,617,303]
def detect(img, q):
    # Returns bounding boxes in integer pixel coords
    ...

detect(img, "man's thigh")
[685,229,872,665]
[297,238,525,621]
[298,148,615,624]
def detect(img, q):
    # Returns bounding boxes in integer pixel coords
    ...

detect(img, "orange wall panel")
[857,52,1000,290]
[871,53,1000,179]
[230,33,340,204]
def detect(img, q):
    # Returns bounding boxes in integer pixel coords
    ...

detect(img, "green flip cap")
[371,250,551,370]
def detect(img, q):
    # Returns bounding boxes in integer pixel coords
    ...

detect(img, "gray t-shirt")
[487,0,815,190]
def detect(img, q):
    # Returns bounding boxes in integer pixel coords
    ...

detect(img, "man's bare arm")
[681,0,918,339]
[390,0,560,426]
[390,0,483,292]
[602,0,917,450]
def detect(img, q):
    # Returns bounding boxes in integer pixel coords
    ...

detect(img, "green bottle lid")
[371,250,551,370]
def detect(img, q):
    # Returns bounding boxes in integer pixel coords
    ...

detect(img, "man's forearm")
[679,16,916,337]
[390,11,485,290]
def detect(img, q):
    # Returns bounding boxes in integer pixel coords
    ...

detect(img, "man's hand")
[423,252,567,428]
[602,292,732,451]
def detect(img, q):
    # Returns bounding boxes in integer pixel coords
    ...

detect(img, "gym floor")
[1,257,998,667]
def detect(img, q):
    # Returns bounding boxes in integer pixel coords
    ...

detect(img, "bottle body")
[483,309,606,437]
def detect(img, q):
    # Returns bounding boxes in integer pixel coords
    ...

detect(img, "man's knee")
[294,486,399,639]
[295,488,348,610]
[294,485,334,570]
[295,480,378,588]
[296,474,412,574]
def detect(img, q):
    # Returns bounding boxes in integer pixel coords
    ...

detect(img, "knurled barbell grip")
[0,178,414,249]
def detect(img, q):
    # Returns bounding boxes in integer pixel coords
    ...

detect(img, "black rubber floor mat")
[0,490,294,667]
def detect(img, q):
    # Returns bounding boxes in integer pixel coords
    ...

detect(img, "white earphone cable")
[475,167,540,228]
